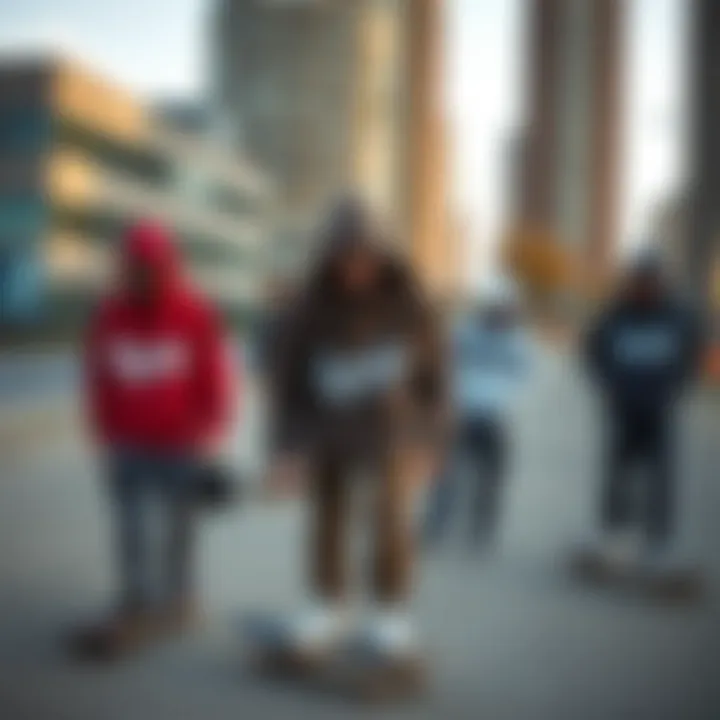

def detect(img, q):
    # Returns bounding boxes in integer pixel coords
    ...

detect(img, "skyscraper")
[212,0,452,294]
[689,0,720,309]
[519,0,623,289]
[213,0,361,272]
[404,0,450,296]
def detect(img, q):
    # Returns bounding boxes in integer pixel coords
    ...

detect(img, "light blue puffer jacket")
[451,314,533,420]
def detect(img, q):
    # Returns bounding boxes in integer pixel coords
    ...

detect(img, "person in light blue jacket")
[423,276,532,548]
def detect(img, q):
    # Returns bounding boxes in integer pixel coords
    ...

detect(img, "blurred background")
[1,1,719,719]
[0,0,715,340]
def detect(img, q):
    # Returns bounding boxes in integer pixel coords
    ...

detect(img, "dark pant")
[601,407,675,545]
[109,449,197,610]
[424,417,507,545]
[310,448,419,604]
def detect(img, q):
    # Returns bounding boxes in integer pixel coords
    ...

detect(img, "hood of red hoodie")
[121,220,183,304]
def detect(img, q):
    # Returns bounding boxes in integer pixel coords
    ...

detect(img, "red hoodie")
[85,220,237,450]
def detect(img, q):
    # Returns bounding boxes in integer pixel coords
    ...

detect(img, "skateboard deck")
[69,620,164,662]
[243,613,428,704]
[249,646,428,704]
[69,609,198,663]
[329,650,428,704]
[570,549,705,604]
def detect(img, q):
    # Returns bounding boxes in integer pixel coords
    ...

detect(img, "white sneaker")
[282,603,348,652]
[360,608,418,660]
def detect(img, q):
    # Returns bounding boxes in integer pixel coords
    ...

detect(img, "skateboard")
[570,549,705,605]
[69,617,167,662]
[243,613,428,704]
[69,605,198,662]
[329,648,428,704]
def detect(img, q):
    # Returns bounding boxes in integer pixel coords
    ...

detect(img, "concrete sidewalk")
[0,401,81,455]
[1,345,718,719]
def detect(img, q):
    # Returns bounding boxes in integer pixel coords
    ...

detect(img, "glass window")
[172,163,210,201]
[0,248,44,323]
[0,108,51,155]
[0,197,46,241]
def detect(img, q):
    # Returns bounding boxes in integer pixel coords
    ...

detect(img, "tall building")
[518,0,623,289]
[405,0,451,297]
[689,0,720,311]
[0,55,272,337]
[153,100,210,136]
[212,0,452,295]
[213,0,361,272]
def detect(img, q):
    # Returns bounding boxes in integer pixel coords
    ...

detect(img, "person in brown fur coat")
[262,197,447,675]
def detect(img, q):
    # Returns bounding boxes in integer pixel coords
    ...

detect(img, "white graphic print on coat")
[312,343,410,405]
[108,338,191,385]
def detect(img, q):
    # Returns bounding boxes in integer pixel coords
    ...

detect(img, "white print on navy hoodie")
[610,325,681,368]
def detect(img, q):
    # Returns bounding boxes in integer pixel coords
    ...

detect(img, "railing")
[94,172,266,252]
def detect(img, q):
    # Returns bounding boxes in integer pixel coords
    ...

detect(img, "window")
[171,163,211,201]
[0,248,44,323]
[0,197,46,240]
[0,107,51,155]
[56,120,170,185]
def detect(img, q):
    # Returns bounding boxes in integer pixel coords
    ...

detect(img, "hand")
[413,451,438,487]
[407,448,440,490]
[264,454,307,500]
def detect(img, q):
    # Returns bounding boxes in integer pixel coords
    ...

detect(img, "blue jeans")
[423,417,507,545]
[602,407,675,544]
[109,449,197,610]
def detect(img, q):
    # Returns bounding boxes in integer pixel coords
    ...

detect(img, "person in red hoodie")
[76,219,235,658]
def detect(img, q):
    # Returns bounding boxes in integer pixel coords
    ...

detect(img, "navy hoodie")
[585,296,702,413]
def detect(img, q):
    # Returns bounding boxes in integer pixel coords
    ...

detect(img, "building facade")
[212,0,453,296]
[0,56,271,335]
[689,0,720,312]
[518,0,623,291]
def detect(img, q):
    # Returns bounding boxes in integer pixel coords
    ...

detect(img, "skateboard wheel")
[249,646,329,679]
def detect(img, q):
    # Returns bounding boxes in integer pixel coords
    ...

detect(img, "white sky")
[0,0,685,275]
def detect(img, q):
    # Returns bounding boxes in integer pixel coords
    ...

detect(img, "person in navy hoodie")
[583,253,702,573]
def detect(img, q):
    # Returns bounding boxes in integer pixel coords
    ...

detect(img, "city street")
[0,345,718,719]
